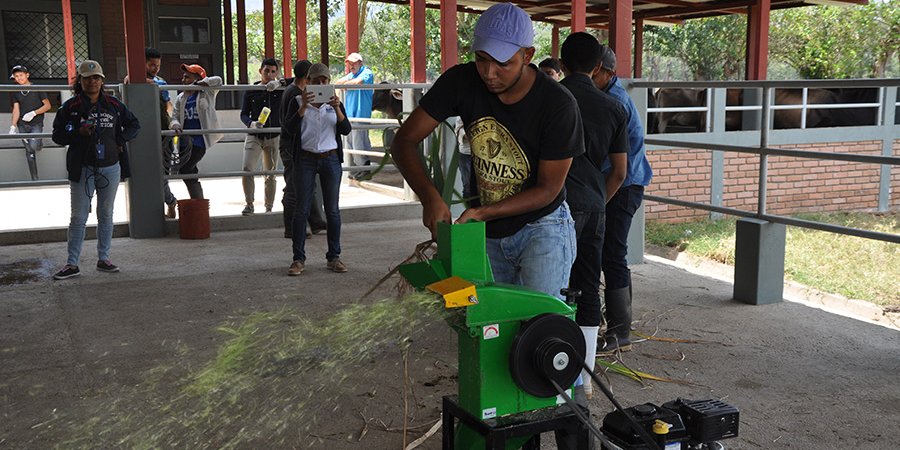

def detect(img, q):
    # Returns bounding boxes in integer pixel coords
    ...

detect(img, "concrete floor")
[1,218,898,449]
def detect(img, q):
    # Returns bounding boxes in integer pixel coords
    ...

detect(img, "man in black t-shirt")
[392,3,584,301]
[559,32,629,400]
[8,65,51,180]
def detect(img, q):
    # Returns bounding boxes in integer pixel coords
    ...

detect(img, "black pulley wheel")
[509,313,585,398]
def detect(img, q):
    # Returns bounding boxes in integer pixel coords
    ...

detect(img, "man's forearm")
[391,137,441,204]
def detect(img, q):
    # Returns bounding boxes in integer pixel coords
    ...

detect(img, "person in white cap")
[393,2,583,298]
[8,65,51,180]
[334,52,374,180]
[50,60,140,280]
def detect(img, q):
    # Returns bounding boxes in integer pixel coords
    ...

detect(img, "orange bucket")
[177,199,211,239]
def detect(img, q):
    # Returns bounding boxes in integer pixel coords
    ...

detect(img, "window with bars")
[3,11,90,79]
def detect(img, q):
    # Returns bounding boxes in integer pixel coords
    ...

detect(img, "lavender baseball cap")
[472,3,534,62]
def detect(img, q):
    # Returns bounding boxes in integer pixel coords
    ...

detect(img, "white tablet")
[307,84,335,103]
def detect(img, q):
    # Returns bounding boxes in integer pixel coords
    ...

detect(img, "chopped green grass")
[646,212,899,307]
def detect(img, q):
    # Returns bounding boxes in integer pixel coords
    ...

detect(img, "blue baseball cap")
[472,3,534,63]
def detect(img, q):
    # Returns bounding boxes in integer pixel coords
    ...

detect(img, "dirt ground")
[1,219,898,449]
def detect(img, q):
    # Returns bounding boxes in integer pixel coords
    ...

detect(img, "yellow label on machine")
[426,276,478,309]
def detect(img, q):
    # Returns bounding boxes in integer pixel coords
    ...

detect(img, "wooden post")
[410,0,426,82]
[122,0,146,84]
[237,0,248,83]
[264,0,275,58]
[296,0,307,60]
[609,0,633,77]
[61,0,77,83]
[571,0,586,32]
[224,0,235,83]
[440,0,458,71]
[281,0,292,77]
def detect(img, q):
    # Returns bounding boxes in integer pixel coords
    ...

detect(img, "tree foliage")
[769,0,900,79]
[644,15,747,81]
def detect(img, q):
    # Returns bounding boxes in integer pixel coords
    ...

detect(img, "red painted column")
[320,0,329,65]
[634,18,643,78]
[440,0,458,71]
[346,0,359,56]
[61,0,76,83]
[122,0,146,84]
[746,0,770,80]
[551,25,560,59]
[296,0,307,60]
[281,0,292,76]
[264,0,275,58]
[571,0,586,32]
[224,0,235,84]
[410,0,426,82]
[237,0,248,83]
[609,0,633,78]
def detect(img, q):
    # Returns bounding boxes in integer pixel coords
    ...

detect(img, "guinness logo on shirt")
[468,117,530,205]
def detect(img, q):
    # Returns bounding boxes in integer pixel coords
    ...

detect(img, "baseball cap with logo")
[9,65,29,79]
[599,45,617,72]
[472,3,534,63]
[77,60,105,78]
[181,63,207,79]
[345,52,363,63]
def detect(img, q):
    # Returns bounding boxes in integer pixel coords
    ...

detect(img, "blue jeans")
[67,164,121,265]
[570,210,605,326]
[486,202,577,300]
[17,122,43,180]
[291,151,342,262]
[602,185,645,290]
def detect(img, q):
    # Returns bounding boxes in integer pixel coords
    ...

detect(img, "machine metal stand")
[442,395,591,450]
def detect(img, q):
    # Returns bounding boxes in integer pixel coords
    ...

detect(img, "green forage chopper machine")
[399,221,739,450]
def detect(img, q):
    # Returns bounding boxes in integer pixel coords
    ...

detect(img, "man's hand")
[326,96,341,109]
[250,121,264,129]
[454,207,484,225]
[296,91,315,109]
[171,123,183,134]
[422,198,452,240]
[78,122,94,137]
[22,111,36,122]
[265,79,281,92]
[8,125,17,134]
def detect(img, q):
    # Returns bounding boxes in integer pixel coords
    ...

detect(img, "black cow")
[371,82,403,119]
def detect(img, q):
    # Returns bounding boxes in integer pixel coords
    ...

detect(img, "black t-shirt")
[419,63,584,238]
[10,89,49,126]
[559,73,630,211]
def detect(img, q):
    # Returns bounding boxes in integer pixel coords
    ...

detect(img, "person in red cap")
[169,63,222,199]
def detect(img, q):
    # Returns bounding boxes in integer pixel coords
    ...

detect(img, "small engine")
[602,398,739,450]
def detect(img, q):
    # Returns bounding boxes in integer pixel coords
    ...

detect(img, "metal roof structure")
[374,0,867,28]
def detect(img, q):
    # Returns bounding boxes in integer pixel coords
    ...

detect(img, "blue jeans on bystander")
[291,151,342,263]
[67,164,121,265]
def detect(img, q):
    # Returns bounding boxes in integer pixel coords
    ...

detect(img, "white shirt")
[299,102,339,153]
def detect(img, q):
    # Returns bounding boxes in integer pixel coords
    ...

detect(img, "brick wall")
[99,0,125,82]
[645,140,900,223]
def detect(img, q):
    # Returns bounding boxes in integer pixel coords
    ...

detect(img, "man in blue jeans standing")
[593,45,654,355]
[9,65,51,180]
[335,52,374,180]
[391,3,583,301]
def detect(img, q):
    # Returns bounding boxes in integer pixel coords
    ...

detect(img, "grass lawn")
[646,212,900,309]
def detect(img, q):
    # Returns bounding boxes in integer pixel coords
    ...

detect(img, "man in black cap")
[9,65,51,180]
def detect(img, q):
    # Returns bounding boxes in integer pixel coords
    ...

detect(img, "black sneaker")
[53,265,81,280]
[96,260,120,273]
